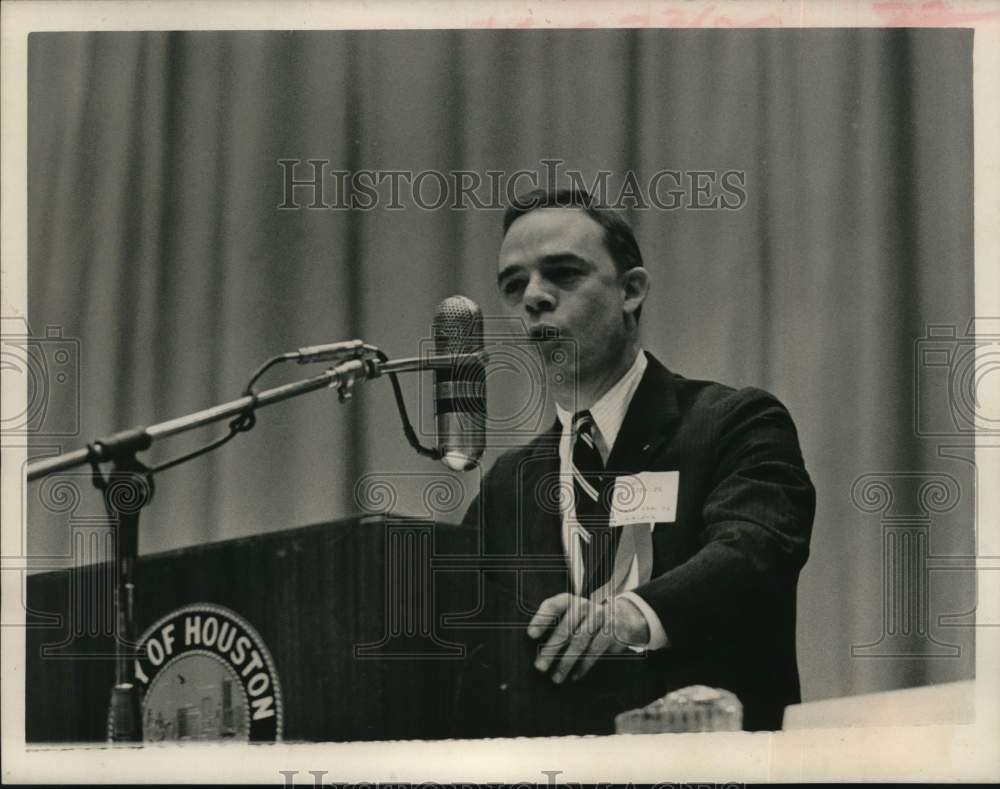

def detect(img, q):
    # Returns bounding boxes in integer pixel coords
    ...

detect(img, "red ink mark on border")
[736,14,785,28]
[872,0,1000,26]
[466,0,998,30]
[686,5,720,27]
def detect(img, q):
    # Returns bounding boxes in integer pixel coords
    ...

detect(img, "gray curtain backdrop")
[26,29,975,704]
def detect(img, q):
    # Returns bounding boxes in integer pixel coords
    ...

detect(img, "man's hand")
[526,593,651,683]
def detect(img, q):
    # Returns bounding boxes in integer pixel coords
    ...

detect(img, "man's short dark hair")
[501,187,645,276]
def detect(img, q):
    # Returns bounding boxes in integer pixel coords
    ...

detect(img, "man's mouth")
[528,325,562,341]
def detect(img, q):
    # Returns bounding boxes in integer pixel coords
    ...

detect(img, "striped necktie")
[571,410,620,597]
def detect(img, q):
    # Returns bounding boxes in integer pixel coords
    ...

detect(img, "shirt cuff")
[618,591,670,651]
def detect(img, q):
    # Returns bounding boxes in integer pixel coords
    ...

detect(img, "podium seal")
[134,603,283,742]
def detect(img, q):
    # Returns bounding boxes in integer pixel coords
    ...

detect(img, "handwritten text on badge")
[610,471,679,526]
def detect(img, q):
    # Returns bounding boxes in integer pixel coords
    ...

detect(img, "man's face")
[497,208,631,386]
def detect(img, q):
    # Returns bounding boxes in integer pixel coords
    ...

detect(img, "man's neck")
[551,341,642,412]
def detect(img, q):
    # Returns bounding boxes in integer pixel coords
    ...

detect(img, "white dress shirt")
[554,349,670,650]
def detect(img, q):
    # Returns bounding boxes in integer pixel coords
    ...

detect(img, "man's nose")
[523,275,555,314]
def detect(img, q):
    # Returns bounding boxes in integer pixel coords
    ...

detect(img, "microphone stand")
[25,350,479,742]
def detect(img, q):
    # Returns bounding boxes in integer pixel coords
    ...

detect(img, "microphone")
[432,295,486,471]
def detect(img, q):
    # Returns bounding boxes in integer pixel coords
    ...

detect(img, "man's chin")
[541,351,577,390]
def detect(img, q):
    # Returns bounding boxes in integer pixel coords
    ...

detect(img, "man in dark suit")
[456,187,815,736]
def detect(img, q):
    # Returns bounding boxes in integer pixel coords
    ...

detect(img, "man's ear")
[622,267,650,317]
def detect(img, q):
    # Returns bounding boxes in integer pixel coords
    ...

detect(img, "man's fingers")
[566,603,635,681]
[568,628,617,682]
[526,593,574,639]
[553,605,610,684]
[533,595,591,673]
[534,600,585,672]
[534,617,573,673]
[574,623,627,680]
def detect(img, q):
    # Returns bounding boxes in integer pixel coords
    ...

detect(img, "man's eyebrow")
[539,253,593,270]
[497,254,594,285]
[497,264,524,285]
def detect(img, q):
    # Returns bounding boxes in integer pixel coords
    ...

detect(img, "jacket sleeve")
[631,387,816,650]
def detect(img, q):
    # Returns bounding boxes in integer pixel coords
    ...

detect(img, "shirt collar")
[555,349,648,450]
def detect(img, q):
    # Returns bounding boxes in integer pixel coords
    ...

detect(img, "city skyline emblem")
[135,603,283,742]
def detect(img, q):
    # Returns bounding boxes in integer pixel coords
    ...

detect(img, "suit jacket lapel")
[606,352,681,473]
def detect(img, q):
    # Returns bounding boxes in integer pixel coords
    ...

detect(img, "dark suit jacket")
[454,352,815,735]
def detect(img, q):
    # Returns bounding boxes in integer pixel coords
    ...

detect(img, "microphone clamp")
[290,340,380,365]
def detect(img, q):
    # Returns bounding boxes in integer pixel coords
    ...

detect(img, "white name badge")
[610,471,679,526]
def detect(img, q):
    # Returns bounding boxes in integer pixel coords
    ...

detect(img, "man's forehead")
[498,208,605,266]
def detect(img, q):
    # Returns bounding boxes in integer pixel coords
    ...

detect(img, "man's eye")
[502,280,525,297]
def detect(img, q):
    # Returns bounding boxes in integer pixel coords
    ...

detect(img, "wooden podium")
[25,515,482,742]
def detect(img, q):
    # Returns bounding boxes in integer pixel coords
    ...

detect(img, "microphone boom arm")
[25,351,484,482]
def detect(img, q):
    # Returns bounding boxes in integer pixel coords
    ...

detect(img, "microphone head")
[432,296,486,471]
[432,295,483,355]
